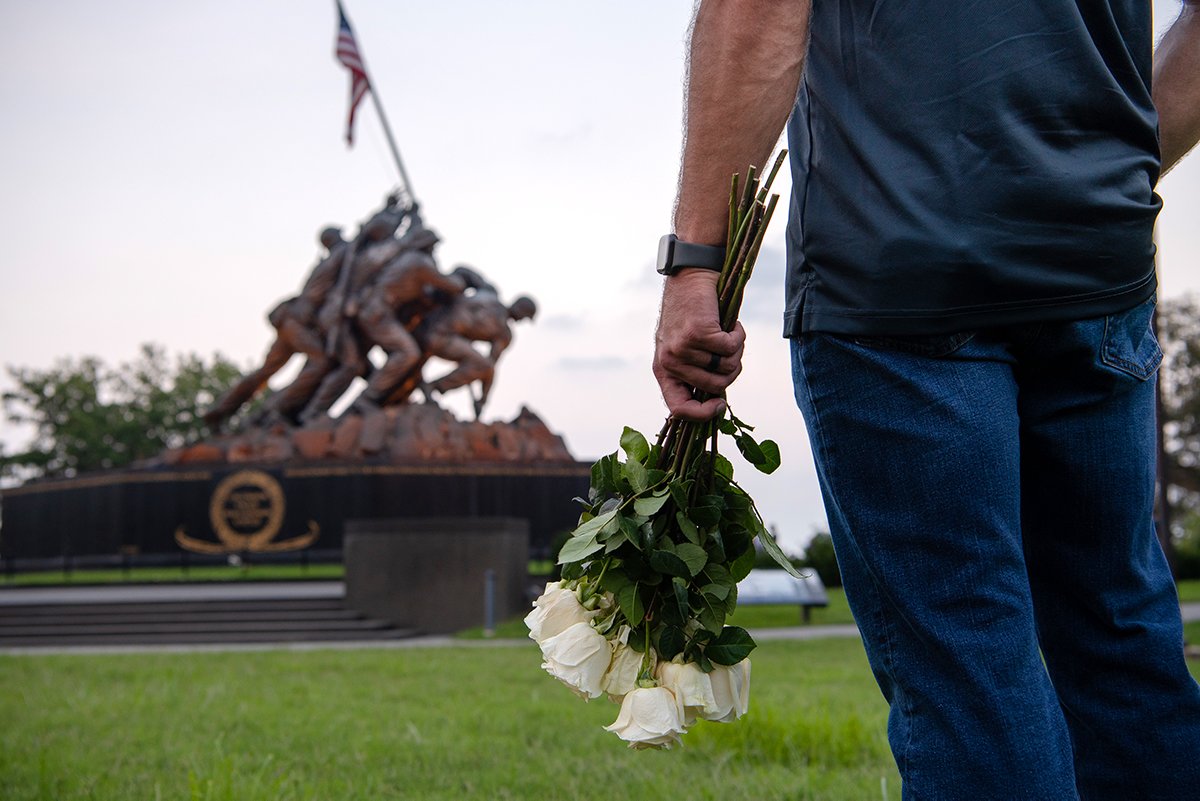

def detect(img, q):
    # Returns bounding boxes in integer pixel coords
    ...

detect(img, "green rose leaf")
[722,522,753,561]
[700,582,730,601]
[691,505,722,529]
[707,626,757,666]
[756,439,781,474]
[705,528,727,563]
[668,577,690,624]
[620,426,650,464]
[674,542,709,577]
[722,487,752,512]
[633,491,670,517]
[657,625,686,661]
[730,543,757,581]
[701,562,733,589]
[717,416,737,435]
[675,511,701,545]
[617,581,646,627]
[649,549,690,578]
[735,433,767,466]
[627,624,647,653]
[557,533,604,565]
[713,453,735,480]
[758,520,804,579]
[639,520,656,552]
[668,479,692,512]
[604,528,627,554]
[618,515,643,551]
[589,452,618,497]
[695,592,726,635]
[623,456,649,494]
[556,509,618,564]
[601,568,631,595]
[722,582,739,615]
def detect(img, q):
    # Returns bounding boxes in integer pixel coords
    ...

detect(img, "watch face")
[656,234,676,275]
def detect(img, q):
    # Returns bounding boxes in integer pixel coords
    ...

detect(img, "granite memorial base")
[0,462,587,566]
[344,517,530,634]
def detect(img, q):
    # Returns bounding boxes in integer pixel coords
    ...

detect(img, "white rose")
[539,621,612,699]
[524,581,597,644]
[657,660,716,727]
[702,658,751,723]
[602,630,651,703]
[603,686,687,749]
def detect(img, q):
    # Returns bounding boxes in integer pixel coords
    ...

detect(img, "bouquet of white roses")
[527,153,802,749]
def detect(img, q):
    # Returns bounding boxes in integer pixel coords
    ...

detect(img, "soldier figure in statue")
[203,226,349,427]
[418,293,537,419]
[348,231,466,411]
[300,201,427,419]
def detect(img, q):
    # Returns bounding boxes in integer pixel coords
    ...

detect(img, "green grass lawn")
[3,599,1196,800]
[1175,578,1200,602]
[0,638,899,801]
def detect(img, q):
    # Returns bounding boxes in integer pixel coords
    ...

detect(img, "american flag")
[335,2,370,145]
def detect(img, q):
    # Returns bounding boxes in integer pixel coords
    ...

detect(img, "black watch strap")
[656,234,725,275]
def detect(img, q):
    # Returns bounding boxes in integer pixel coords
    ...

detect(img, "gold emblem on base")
[175,469,319,554]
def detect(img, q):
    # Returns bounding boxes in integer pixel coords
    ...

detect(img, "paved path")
[0,582,1193,656]
[0,623,865,657]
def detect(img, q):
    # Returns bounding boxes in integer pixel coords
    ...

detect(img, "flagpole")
[367,86,415,202]
[337,0,415,202]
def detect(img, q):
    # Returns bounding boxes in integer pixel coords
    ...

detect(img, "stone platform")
[0,404,588,564]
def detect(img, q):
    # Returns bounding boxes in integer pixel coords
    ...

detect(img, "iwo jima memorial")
[0,6,593,635]
[0,192,589,612]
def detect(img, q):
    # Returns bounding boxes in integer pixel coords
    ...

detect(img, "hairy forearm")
[674,0,810,244]
[1154,0,1200,174]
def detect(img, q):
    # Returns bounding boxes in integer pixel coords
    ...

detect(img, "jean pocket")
[850,330,975,358]
[1100,296,1162,381]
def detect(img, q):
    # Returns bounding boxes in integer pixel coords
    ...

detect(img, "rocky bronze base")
[155,404,573,467]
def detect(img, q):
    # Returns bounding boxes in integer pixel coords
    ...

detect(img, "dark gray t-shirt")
[784,0,1160,337]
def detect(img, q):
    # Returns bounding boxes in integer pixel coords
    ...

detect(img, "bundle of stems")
[550,149,796,674]
[655,149,788,494]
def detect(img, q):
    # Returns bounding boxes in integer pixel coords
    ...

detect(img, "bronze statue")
[204,227,348,426]
[205,193,538,430]
[418,293,537,419]
[348,231,465,411]
[302,222,438,421]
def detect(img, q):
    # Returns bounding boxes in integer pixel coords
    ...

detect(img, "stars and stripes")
[335,1,370,145]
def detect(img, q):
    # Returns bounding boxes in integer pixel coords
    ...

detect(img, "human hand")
[653,269,746,422]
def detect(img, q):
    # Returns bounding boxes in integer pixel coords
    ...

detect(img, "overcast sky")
[2,1,1199,553]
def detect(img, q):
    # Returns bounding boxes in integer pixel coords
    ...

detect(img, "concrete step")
[0,598,347,617]
[0,607,361,627]
[0,587,418,648]
[0,627,421,647]
[0,617,394,638]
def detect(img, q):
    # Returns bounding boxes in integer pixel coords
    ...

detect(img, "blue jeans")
[790,297,1200,800]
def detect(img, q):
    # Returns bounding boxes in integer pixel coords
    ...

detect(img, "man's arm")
[654,0,810,421]
[1154,0,1200,175]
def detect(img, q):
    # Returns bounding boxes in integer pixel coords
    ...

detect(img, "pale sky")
[2,1,1199,554]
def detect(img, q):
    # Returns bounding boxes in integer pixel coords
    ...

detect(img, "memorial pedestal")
[344,517,529,634]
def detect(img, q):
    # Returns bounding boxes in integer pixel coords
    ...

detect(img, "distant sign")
[738,569,828,607]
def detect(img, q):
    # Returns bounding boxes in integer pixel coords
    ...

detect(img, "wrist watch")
[656,234,725,276]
